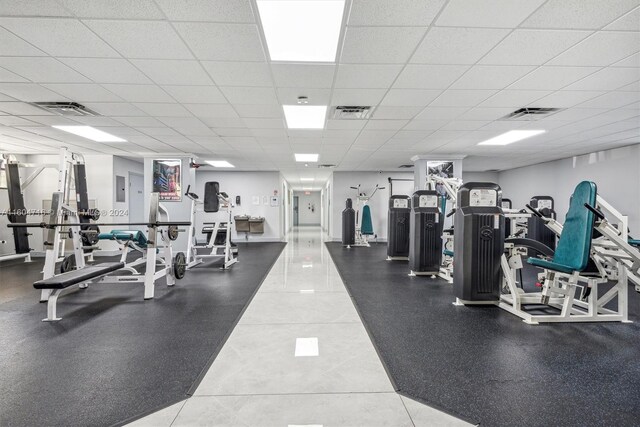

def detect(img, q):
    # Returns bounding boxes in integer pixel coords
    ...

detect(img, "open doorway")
[128,172,144,228]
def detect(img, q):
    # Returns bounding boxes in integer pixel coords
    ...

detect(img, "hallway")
[130,227,467,426]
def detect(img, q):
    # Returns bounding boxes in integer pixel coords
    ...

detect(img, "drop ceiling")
[0,0,638,190]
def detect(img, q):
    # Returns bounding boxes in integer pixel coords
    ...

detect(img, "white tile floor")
[129,227,470,427]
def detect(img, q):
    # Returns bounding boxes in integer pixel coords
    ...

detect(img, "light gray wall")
[498,144,640,232]
[195,170,282,242]
[462,171,499,183]
[112,156,144,225]
[295,191,321,225]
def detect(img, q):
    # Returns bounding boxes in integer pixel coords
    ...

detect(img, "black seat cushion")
[34,262,125,289]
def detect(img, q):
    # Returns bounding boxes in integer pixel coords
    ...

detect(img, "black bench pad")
[34,262,125,289]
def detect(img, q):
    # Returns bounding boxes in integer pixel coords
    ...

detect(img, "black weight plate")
[173,252,186,279]
[60,254,76,273]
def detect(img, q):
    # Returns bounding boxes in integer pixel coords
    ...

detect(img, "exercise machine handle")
[446,208,456,218]
[185,184,191,195]
[584,203,606,221]
[526,204,543,218]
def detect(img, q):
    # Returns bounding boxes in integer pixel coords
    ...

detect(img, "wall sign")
[152,159,182,201]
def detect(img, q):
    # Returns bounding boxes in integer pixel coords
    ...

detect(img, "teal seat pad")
[98,230,148,248]
[629,239,640,247]
[527,181,596,273]
[361,205,374,235]
[443,249,454,257]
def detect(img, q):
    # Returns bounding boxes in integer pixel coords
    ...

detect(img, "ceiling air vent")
[318,164,336,169]
[31,102,99,117]
[332,106,372,120]
[499,107,563,121]
[398,164,413,168]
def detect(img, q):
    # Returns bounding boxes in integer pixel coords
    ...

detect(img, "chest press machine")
[185,181,238,270]
[454,181,638,324]
[9,192,189,321]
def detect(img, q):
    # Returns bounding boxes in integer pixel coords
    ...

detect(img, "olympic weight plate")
[60,254,76,273]
[167,225,179,241]
[173,252,186,279]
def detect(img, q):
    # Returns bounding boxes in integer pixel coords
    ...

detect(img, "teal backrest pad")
[361,205,374,235]
[553,181,597,271]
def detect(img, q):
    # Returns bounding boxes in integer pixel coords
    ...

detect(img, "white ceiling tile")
[58,0,164,18]
[331,88,387,105]
[221,87,278,105]
[243,118,285,129]
[276,88,331,106]
[322,130,360,139]
[43,84,123,102]
[0,27,46,56]
[326,120,366,130]
[372,106,423,119]
[457,107,515,121]
[113,116,164,127]
[441,121,488,131]
[381,89,441,106]
[0,0,72,16]
[430,90,497,107]
[162,85,227,104]
[174,23,265,61]
[0,57,90,83]
[348,0,445,26]
[155,0,254,22]
[214,127,253,137]
[436,0,545,27]
[202,62,272,87]
[19,116,79,126]
[530,90,605,108]
[334,64,402,89]
[133,103,191,117]
[612,53,640,68]
[414,107,468,121]
[0,18,119,57]
[508,66,601,90]
[549,32,640,66]
[605,7,640,30]
[78,103,148,117]
[479,90,551,108]
[522,0,640,29]
[402,120,448,130]
[364,119,408,130]
[451,66,535,90]
[394,65,470,90]
[184,103,238,118]
[0,66,27,83]
[271,64,335,88]
[0,83,67,102]
[0,116,39,126]
[341,27,426,64]
[200,117,245,128]
[131,60,212,85]
[250,128,287,137]
[138,126,179,136]
[84,20,193,59]
[234,104,283,118]
[480,30,591,66]
[59,58,152,84]
[564,67,640,90]
[411,27,510,64]
[617,81,640,91]
[102,84,173,103]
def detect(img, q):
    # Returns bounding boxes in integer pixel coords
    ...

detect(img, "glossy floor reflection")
[128,227,470,427]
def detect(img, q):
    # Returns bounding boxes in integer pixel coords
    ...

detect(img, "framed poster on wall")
[427,161,454,197]
[152,159,182,201]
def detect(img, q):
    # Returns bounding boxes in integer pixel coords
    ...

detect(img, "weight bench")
[33,262,124,321]
[98,229,148,248]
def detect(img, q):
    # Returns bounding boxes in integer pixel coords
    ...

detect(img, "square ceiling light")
[283,105,327,129]
[300,178,315,181]
[257,0,345,62]
[52,125,126,142]
[206,160,235,168]
[295,153,319,162]
[478,130,546,146]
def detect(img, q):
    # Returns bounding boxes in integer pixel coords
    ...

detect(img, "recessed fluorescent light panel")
[300,178,315,182]
[478,130,546,146]
[257,0,345,62]
[295,153,319,162]
[283,105,327,129]
[52,125,126,142]
[206,160,235,168]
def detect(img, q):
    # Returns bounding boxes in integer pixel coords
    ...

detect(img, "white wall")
[498,145,640,232]
[330,171,414,241]
[194,170,282,242]
[462,171,499,183]
[295,191,321,225]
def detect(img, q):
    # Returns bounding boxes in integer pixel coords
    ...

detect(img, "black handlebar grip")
[526,204,543,218]
[446,209,456,218]
[185,184,191,195]
[584,203,605,221]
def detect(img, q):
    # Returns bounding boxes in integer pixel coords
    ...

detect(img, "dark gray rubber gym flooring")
[0,242,285,427]
[326,242,640,427]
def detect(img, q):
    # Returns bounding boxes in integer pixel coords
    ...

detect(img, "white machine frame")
[185,186,237,270]
[468,195,636,325]
[349,184,384,248]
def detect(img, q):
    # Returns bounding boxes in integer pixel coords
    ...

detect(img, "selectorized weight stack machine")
[387,195,411,261]
[409,190,443,276]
